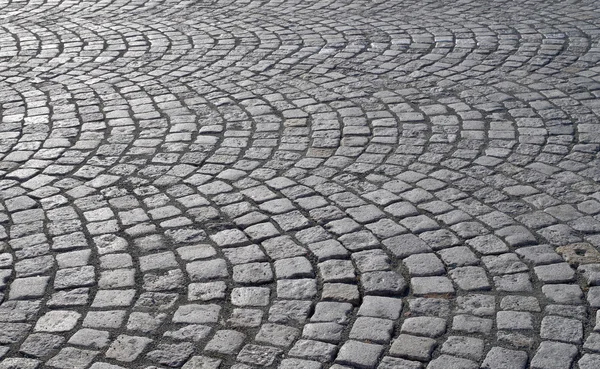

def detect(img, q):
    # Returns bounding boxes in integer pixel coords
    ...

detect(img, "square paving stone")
[296,226,331,244]
[277,279,317,299]
[530,341,578,369]
[255,323,300,347]
[9,276,50,300]
[233,262,273,284]
[349,317,394,343]
[308,239,348,261]
[545,304,587,320]
[105,335,153,362]
[365,219,406,238]
[46,347,98,369]
[186,259,228,281]
[134,292,178,311]
[232,287,271,306]
[258,198,295,214]
[481,347,528,369]
[279,358,321,369]
[210,229,249,247]
[311,301,353,323]
[588,286,600,307]
[288,339,337,362]
[426,354,478,369]
[19,333,64,357]
[172,304,221,324]
[339,230,379,251]
[408,298,450,317]
[222,245,265,265]
[411,276,454,296]
[383,234,432,258]
[68,329,110,349]
[452,315,493,334]
[91,289,135,308]
[273,211,311,231]
[515,245,562,265]
[541,284,583,305]
[89,363,127,369]
[322,283,360,304]
[455,294,496,316]
[181,356,222,369]
[500,296,540,312]
[579,263,600,286]
[384,201,419,217]
[205,330,246,354]
[466,234,508,255]
[244,222,279,241]
[146,342,194,367]
[302,322,344,343]
[274,257,314,279]
[440,336,484,361]
[139,251,178,272]
[420,229,461,250]
[357,296,403,320]
[362,271,407,295]
[336,341,383,369]
[403,253,445,276]
[126,312,167,333]
[0,358,40,369]
[493,273,533,292]
[35,310,81,332]
[188,281,227,301]
[449,266,491,291]
[237,344,282,366]
[99,253,132,269]
[83,310,126,329]
[496,311,534,330]
[99,269,135,289]
[377,356,422,369]
[54,266,95,289]
[163,325,212,342]
[579,354,600,369]
[15,255,54,277]
[177,244,217,261]
[534,263,575,283]
[400,317,446,338]
[352,250,391,273]
[481,253,528,275]
[268,300,312,324]
[437,247,479,267]
[389,334,436,361]
[262,235,307,260]
[318,260,356,282]
[540,316,583,343]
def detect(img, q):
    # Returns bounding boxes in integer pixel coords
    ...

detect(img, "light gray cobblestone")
[0,0,598,367]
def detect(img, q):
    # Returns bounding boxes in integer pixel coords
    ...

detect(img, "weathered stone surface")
[0,1,598,368]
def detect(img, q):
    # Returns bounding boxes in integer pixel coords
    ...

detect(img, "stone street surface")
[1,0,600,368]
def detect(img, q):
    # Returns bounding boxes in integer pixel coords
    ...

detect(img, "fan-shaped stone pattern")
[1,0,600,368]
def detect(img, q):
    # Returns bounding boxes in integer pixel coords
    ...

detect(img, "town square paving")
[0,0,600,368]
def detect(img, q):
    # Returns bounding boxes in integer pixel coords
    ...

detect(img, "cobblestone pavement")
[2,0,600,368]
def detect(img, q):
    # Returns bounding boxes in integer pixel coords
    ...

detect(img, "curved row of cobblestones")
[1,0,600,368]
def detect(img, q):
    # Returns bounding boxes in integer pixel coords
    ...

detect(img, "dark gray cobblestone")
[1,0,600,367]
